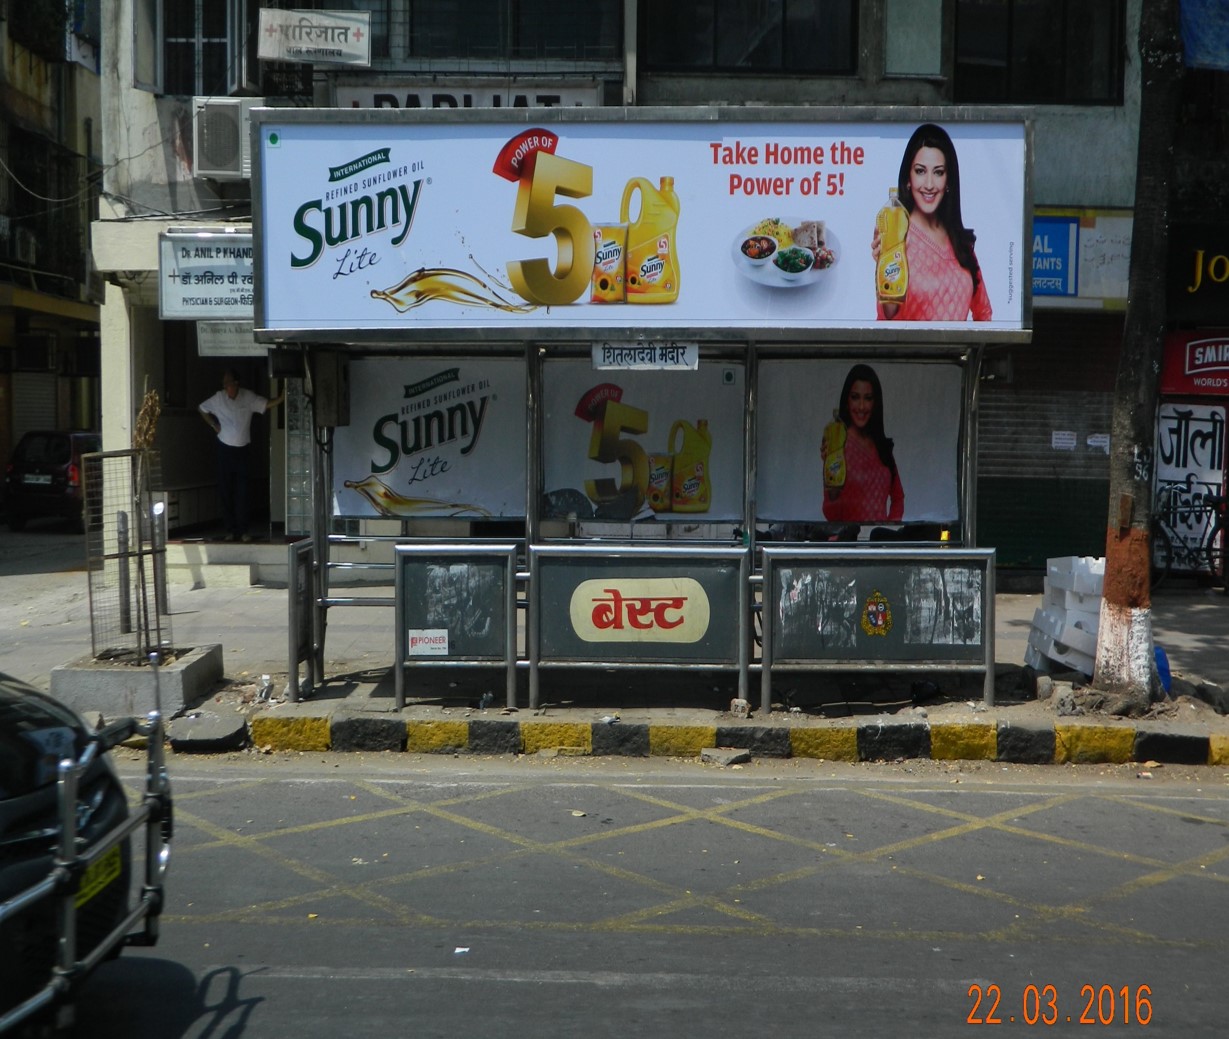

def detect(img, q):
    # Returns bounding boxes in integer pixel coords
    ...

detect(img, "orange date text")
[966,984,1153,1026]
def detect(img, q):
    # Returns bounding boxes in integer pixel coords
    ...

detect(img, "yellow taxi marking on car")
[76,844,122,908]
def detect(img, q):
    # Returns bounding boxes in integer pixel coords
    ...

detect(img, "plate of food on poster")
[731,216,839,289]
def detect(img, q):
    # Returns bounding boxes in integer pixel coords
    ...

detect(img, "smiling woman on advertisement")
[871,123,992,322]
[821,364,904,523]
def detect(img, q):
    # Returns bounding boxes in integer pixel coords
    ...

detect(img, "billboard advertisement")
[757,360,963,524]
[1161,331,1229,396]
[332,357,527,518]
[253,110,1027,339]
[541,360,745,523]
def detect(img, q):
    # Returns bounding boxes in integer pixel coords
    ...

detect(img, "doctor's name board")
[158,233,254,320]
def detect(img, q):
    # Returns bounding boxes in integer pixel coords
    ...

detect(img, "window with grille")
[640,1,857,75]
[955,0,1126,105]
[407,0,622,62]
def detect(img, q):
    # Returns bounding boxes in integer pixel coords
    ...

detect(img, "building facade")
[0,0,101,469]
[90,0,1195,571]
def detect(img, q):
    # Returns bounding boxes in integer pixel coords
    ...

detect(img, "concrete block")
[331,712,407,752]
[715,725,792,758]
[857,721,930,761]
[997,722,1057,764]
[701,746,752,766]
[1133,731,1211,766]
[166,706,248,753]
[49,644,224,719]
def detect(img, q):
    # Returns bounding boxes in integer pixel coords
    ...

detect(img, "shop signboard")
[335,80,603,109]
[1154,400,1226,569]
[1168,222,1229,323]
[1161,330,1229,396]
[757,359,962,524]
[158,232,254,320]
[252,108,1028,341]
[196,320,264,356]
[1031,215,1078,296]
[332,357,527,518]
[541,360,745,523]
[258,8,371,66]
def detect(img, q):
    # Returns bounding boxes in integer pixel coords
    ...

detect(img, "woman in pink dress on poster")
[821,363,904,524]
[871,123,992,322]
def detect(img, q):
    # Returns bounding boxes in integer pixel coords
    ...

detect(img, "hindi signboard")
[159,232,254,320]
[258,8,371,66]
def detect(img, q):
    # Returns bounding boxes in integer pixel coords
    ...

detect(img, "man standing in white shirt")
[199,369,283,542]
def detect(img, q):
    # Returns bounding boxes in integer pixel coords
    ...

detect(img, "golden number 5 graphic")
[508,151,596,306]
[584,400,649,509]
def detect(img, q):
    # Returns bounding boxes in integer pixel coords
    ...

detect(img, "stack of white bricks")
[1025,556,1104,676]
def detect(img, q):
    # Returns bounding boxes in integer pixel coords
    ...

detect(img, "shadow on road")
[0,523,89,577]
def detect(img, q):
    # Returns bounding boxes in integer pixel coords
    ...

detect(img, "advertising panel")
[332,357,527,518]
[397,556,511,660]
[1154,401,1226,571]
[1168,222,1229,323]
[1161,330,1229,396]
[254,110,1027,339]
[541,360,745,523]
[757,360,962,524]
[533,548,745,664]
[764,553,988,663]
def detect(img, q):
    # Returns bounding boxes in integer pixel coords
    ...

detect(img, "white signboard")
[757,360,962,524]
[332,358,527,519]
[335,80,602,110]
[197,321,264,357]
[254,111,1028,338]
[159,233,254,320]
[1154,402,1227,571]
[541,360,745,523]
[592,341,698,370]
[258,8,371,66]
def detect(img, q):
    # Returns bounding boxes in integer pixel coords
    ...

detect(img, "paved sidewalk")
[2,565,1226,765]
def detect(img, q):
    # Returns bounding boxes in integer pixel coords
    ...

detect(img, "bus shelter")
[252,106,1032,707]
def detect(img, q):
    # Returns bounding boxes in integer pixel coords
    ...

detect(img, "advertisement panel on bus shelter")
[333,357,527,519]
[253,108,1028,339]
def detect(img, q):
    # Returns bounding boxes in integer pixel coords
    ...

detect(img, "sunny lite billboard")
[253,108,1028,341]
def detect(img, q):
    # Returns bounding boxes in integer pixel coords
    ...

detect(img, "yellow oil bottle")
[875,187,909,304]
[820,410,847,488]
[669,419,711,512]
[620,176,680,304]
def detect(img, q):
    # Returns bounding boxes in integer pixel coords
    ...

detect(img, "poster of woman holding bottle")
[870,123,993,322]
[757,359,962,526]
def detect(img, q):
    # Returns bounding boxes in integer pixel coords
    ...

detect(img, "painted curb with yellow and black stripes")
[240,712,1229,766]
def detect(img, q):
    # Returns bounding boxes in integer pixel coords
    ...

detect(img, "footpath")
[3,562,1227,768]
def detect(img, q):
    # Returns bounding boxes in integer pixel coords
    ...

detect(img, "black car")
[0,675,170,1036]
[4,431,101,533]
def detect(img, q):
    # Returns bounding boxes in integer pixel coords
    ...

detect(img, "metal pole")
[760,554,774,716]
[152,500,169,617]
[118,511,131,635]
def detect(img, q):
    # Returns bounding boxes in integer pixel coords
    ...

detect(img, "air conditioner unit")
[193,96,265,180]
